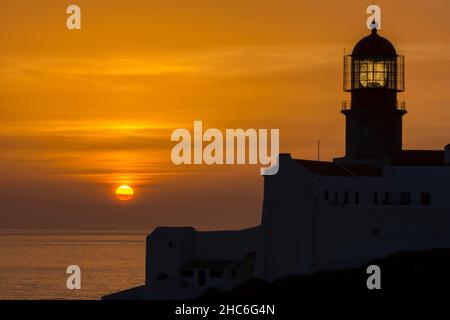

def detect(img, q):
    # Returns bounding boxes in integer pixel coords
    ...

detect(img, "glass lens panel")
[359,60,386,88]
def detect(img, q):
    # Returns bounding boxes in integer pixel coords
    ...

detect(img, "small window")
[180,269,194,278]
[334,191,338,202]
[361,118,369,127]
[210,270,224,278]
[168,242,173,248]
[323,190,329,201]
[355,192,360,204]
[373,192,378,205]
[198,270,206,286]
[400,192,411,205]
[344,191,349,204]
[373,228,380,237]
[156,273,168,281]
[231,269,237,278]
[383,192,390,205]
[421,193,432,205]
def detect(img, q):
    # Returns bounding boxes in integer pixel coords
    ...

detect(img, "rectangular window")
[323,190,329,201]
[344,191,349,204]
[421,193,432,206]
[198,270,206,286]
[373,228,380,237]
[384,192,390,205]
[334,191,338,202]
[355,192,359,204]
[373,192,378,205]
[400,192,411,205]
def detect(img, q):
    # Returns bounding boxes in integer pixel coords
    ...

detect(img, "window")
[334,191,338,202]
[373,192,378,205]
[156,273,168,281]
[355,192,360,204]
[168,242,173,248]
[198,270,206,286]
[421,193,432,206]
[231,269,237,278]
[400,192,411,205]
[383,192,390,205]
[323,190,329,201]
[344,191,349,205]
[210,270,224,278]
[361,118,369,127]
[373,228,380,237]
[352,58,399,90]
[180,269,194,278]
[344,55,404,91]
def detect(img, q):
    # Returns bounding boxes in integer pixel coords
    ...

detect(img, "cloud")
[0,46,340,87]
[0,121,173,151]
[403,45,450,61]
[0,120,180,184]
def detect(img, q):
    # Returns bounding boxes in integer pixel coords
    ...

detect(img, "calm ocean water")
[0,230,147,300]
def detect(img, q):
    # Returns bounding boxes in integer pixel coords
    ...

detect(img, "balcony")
[341,100,406,111]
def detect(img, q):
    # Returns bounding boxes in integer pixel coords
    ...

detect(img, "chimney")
[445,145,450,164]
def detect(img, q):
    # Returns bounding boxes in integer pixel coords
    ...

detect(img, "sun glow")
[115,185,134,201]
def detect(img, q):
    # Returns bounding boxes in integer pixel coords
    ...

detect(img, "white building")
[104,28,450,300]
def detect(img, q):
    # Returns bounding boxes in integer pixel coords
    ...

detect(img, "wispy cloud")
[0,46,340,85]
[0,120,181,185]
[403,45,450,61]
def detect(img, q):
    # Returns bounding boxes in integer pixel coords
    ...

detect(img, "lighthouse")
[105,23,450,301]
[342,28,406,160]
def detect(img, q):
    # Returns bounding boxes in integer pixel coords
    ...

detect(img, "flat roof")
[295,159,382,177]
[391,150,446,166]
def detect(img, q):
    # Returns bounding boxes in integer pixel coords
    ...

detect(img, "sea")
[0,230,147,300]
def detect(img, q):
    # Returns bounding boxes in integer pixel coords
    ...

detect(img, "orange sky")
[1,0,450,230]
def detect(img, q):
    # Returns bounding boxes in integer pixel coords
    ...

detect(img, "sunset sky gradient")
[1,0,450,230]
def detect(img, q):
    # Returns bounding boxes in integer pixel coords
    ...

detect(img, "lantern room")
[344,28,404,92]
[341,28,407,160]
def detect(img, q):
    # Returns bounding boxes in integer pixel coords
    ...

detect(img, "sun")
[115,185,134,201]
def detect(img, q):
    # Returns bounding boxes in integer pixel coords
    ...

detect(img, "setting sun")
[115,185,134,201]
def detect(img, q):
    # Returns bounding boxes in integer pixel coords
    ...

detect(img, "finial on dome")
[352,24,396,56]
[370,19,379,33]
